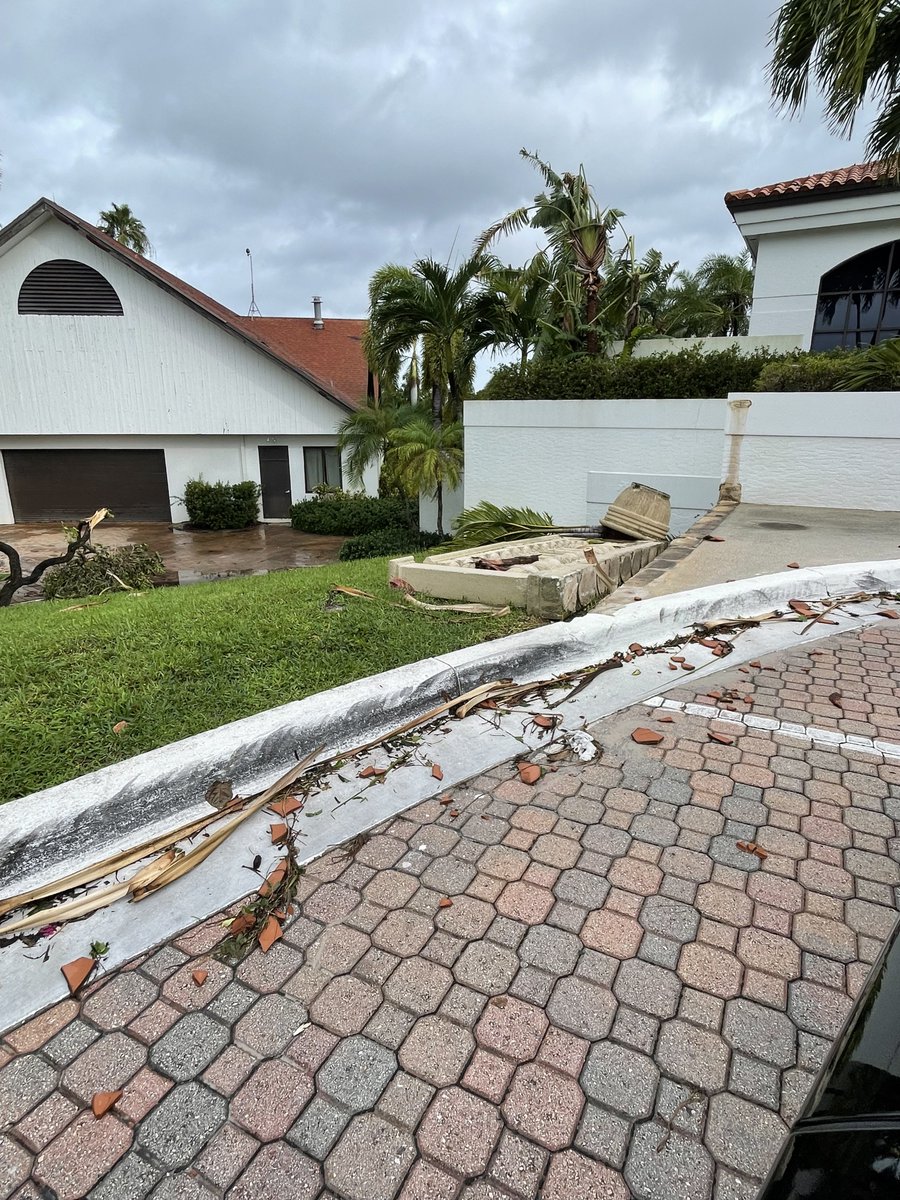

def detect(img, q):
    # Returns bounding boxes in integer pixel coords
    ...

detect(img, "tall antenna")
[245,248,261,317]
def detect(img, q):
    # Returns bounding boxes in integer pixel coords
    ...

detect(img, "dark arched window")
[18,259,123,315]
[811,241,900,350]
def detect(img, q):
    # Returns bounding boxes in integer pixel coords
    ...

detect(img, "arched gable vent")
[18,259,123,315]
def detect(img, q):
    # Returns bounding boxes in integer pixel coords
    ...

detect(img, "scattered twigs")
[656,1089,703,1153]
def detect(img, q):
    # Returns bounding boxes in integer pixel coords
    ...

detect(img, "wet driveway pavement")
[0,523,345,595]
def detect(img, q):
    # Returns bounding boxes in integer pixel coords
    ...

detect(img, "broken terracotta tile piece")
[631,728,664,746]
[258,915,282,953]
[192,970,208,988]
[517,763,541,785]
[91,1090,123,1119]
[61,957,95,995]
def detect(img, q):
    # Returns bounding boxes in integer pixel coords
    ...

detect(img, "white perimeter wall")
[464,399,727,534]
[463,392,900,533]
[727,392,900,510]
[0,435,379,525]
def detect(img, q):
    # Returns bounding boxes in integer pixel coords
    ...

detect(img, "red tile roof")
[725,162,894,210]
[0,198,367,410]
[236,316,370,407]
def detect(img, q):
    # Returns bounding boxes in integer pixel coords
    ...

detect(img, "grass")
[0,558,538,802]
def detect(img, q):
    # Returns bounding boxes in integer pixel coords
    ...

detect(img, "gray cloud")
[0,0,870,324]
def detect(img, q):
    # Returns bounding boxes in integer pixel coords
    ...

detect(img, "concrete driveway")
[614,504,900,604]
[0,522,345,593]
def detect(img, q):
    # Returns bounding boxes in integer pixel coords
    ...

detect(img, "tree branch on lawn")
[0,509,109,607]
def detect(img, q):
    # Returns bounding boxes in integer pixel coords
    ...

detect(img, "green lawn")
[0,559,537,802]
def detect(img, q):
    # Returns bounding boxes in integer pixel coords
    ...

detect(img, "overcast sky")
[1,0,870,323]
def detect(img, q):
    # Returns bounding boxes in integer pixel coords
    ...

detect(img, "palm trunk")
[585,283,599,355]
[436,483,444,538]
[431,380,442,428]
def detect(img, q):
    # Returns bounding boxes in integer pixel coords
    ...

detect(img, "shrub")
[43,543,165,600]
[183,479,260,530]
[338,527,445,561]
[754,347,896,391]
[291,494,417,536]
[478,345,777,400]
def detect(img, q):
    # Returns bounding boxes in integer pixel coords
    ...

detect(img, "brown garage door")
[3,449,171,522]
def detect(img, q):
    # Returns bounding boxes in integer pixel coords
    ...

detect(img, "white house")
[0,198,377,525]
[726,162,900,351]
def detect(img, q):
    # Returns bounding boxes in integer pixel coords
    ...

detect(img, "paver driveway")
[2,621,899,1198]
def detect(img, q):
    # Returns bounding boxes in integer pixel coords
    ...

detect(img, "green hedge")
[338,528,445,561]
[753,348,896,391]
[183,479,260,530]
[291,495,417,536]
[478,346,776,400]
[43,544,165,600]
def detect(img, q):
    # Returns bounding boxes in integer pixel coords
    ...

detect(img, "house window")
[303,447,342,491]
[18,259,124,315]
[811,240,900,350]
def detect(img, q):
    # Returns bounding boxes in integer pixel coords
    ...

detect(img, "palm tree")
[337,398,414,493]
[97,203,151,255]
[366,256,488,426]
[600,239,677,349]
[388,417,463,537]
[659,252,753,337]
[477,150,624,355]
[768,0,900,168]
[693,252,754,336]
[477,254,553,371]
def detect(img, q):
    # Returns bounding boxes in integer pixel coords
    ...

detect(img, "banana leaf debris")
[1,588,895,985]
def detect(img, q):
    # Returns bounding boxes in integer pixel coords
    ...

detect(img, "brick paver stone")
[316,1034,397,1112]
[547,975,617,1040]
[475,995,548,1062]
[581,908,643,958]
[541,1148,630,1200]
[150,1012,229,1082]
[489,1128,547,1196]
[723,999,797,1068]
[656,1018,730,1090]
[625,1119,715,1200]
[503,1060,585,1150]
[384,958,453,1015]
[706,1092,788,1179]
[453,940,519,995]
[614,958,682,1019]
[311,974,382,1034]
[136,1081,227,1168]
[417,1086,503,1177]
[398,1015,474,1087]
[581,1041,660,1118]
[0,1056,57,1125]
[33,1112,133,1199]
[231,1141,321,1200]
[231,1059,315,1141]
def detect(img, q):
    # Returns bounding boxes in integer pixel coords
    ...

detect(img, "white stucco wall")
[734,189,900,348]
[0,435,378,524]
[609,334,802,358]
[0,214,350,439]
[726,392,900,510]
[464,398,728,533]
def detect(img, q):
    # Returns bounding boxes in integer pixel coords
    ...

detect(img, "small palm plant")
[388,418,463,537]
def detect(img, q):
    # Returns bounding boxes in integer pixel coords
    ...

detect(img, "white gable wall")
[735,189,900,347]
[0,215,347,437]
[0,214,380,523]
